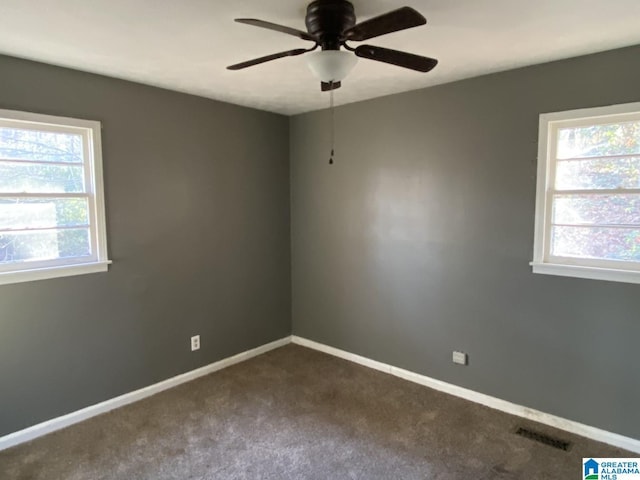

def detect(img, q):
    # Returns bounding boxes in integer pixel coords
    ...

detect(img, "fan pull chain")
[329,82,335,165]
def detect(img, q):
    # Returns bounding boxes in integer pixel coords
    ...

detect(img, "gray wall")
[291,45,640,439]
[0,55,291,437]
[3,44,640,442]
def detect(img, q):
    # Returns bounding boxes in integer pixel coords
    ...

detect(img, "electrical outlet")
[452,351,467,365]
[191,335,200,351]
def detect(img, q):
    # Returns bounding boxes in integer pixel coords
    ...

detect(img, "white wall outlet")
[453,351,467,365]
[191,335,200,351]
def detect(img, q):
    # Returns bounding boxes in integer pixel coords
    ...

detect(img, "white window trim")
[0,109,111,286]
[531,101,640,284]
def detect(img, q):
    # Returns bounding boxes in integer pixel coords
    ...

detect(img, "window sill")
[0,261,112,286]
[530,262,640,285]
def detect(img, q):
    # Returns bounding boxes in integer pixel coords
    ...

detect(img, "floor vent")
[515,427,572,451]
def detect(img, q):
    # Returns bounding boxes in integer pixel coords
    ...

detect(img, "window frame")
[0,109,110,285]
[531,101,640,284]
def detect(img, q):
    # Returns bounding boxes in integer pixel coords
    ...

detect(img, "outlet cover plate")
[453,351,467,365]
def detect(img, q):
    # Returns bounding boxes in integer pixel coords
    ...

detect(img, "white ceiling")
[1,0,639,116]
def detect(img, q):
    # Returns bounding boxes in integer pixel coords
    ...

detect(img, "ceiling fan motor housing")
[305,0,356,50]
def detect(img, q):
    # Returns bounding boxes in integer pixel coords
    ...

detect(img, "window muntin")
[0,110,109,284]
[532,103,640,283]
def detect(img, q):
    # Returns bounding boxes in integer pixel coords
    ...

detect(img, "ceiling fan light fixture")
[306,50,357,83]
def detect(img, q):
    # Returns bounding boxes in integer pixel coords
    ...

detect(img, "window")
[532,102,640,284]
[0,109,110,285]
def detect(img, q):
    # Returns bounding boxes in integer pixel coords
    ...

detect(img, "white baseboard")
[291,335,640,454]
[0,336,291,452]
[4,334,639,455]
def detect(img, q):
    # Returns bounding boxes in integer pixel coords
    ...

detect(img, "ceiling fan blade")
[227,48,309,70]
[355,45,437,72]
[321,81,341,92]
[344,7,426,42]
[235,18,316,42]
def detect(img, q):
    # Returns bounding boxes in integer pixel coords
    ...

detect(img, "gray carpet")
[0,345,631,479]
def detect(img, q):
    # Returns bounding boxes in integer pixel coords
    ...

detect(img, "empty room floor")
[0,345,630,479]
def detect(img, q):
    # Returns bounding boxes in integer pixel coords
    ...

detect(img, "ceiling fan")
[227,0,438,91]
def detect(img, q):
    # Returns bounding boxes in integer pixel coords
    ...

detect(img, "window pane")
[0,198,89,230]
[0,228,91,264]
[551,225,640,262]
[0,161,85,193]
[557,121,640,159]
[0,127,83,163]
[555,156,640,190]
[553,194,640,226]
